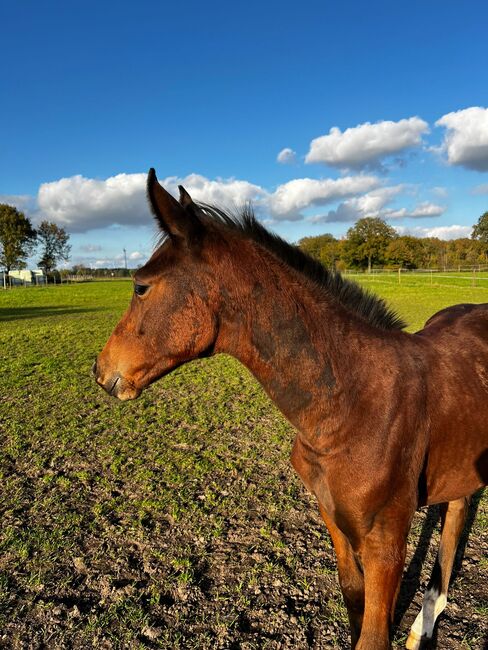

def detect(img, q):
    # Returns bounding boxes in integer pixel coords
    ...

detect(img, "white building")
[3,269,46,287]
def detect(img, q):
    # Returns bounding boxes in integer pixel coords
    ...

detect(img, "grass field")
[0,278,487,649]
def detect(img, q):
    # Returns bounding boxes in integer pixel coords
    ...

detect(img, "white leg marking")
[406,588,447,649]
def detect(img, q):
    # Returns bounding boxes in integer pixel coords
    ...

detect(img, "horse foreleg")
[406,496,470,650]
[355,516,410,650]
[319,505,365,648]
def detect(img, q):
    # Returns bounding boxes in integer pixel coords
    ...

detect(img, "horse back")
[419,302,488,338]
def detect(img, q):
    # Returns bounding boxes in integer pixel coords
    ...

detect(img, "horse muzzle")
[92,360,142,401]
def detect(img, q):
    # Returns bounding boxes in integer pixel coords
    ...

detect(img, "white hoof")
[405,628,421,650]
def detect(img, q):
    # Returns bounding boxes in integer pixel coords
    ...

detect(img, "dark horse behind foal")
[94,169,488,650]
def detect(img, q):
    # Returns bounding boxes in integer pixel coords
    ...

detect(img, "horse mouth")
[111,375,142,401]
[95,371,142,401]
[109,376,120,395]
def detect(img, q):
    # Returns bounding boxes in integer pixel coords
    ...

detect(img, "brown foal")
[94,169,488,649]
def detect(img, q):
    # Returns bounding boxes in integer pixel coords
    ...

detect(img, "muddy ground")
[1,435,486,649]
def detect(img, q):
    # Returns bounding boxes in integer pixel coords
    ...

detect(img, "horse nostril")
[92,360,98,376]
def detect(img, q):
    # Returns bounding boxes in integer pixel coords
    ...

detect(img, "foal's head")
[94,169,224,400]
[94,168,405,400]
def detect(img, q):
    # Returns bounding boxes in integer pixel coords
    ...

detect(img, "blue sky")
[1,0,488,268]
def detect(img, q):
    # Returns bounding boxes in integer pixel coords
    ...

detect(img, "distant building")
[6,269,46,286]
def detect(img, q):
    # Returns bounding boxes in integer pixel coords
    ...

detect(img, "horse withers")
[94,169,488,649]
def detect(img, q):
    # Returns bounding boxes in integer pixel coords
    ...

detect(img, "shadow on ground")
[394,489,486,649]
[0,306,107,321]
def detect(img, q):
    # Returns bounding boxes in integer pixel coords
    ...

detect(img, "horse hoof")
[405,630,421,650]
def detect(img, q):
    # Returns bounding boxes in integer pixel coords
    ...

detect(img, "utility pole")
[123,248,127,273]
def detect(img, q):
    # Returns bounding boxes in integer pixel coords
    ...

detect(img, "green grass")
[349,271,488,331]
[0,278,486,649]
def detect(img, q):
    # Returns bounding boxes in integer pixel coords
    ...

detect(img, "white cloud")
[431,186,448,198]
[10,162,446,234]
[309,188,444,224]
[69,255,119,269]
[33,171,383,230]
[162,173,265,207]
[36,172,265,233]
[267,175,380,220]
[410,202,445,218]
[309,186,403,223]
[277,148,297,164]
[385,201,445,220]
[38,173,149,232]
[305,117,429,169]
[37,171,440,229]
[307,202,358,224]
[396,224,472,240]
[91,258,117,268]
[129,251,144,260]
[70,248,148,269]
[435,107,488,171]
[80,244,102,252]
[93,258,123,268]
[354,186,405,214]
[472,182,488,195]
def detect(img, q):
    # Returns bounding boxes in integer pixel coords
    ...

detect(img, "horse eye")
[134,283,149,296]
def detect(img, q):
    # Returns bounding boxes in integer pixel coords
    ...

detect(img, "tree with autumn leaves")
[299,211,488,271]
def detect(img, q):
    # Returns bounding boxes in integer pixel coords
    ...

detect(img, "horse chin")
[115,385,142,401]
[113,377,143,401]
[99,373,142,401]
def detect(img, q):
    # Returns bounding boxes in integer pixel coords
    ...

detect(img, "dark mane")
[196,203,406,331]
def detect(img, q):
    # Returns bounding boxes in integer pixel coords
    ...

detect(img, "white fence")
[344,266,488,289]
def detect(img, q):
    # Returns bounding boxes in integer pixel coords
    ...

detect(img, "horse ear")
[146,168,202,244]
[178,185,194,208]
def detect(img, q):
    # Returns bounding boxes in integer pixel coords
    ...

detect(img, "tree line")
[0,204,70,277]
[299,212,488,271]
[64,266,132,278]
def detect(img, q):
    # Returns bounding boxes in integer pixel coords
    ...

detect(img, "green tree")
[299,233,334,257]
[37,221,71,274]
[472,211,488,242]
[419,238,446,269]
[0,204,37,274]
[299,233,340,268]
[386,236,424,269]
[446,238,483,268]
[344,217,397,272]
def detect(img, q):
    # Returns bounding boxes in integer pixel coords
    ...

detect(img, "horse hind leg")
[406,496,470,650]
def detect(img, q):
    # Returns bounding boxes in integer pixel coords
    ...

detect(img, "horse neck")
[213,241,379,436]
